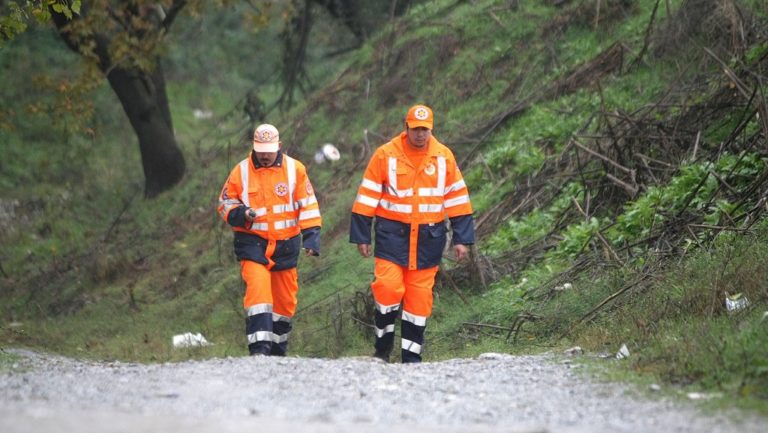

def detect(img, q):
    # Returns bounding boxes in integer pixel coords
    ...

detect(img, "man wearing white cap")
[218,123,322,356]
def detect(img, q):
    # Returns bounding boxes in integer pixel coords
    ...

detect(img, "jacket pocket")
[417,222,447,268]
[374,217,409,265]
[233,232,268,265]
[272,234,301,270]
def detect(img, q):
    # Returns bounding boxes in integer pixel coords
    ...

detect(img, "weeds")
[0,0,767,415]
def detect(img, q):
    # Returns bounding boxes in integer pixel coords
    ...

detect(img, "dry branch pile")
[450,42,768,341]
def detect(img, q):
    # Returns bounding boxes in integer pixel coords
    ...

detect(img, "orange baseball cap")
[406,104,433,130]
[253,123,280,152]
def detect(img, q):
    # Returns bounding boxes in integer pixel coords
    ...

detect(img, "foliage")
[1,0,768,416]
[606,153,767,248]
[0,349,23,373]
[0,0,80,43]
[572,224,768,401]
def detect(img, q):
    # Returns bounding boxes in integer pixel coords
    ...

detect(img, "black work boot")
[373,347,392,363]
[248,342,270,356]
[401,349,422,363]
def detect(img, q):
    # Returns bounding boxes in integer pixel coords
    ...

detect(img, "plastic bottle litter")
[564,346,583,356]
[314,143,341,164]
[725,292,749,312]
[172,332,212,348]
[615,343,630,359]
[686,392,722,400]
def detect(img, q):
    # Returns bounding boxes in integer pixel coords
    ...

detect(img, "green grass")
[531,223,768,413]
[0,349,23,373]
[1,0,767,416]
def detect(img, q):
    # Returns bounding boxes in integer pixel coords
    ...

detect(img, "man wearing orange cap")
[218,123,322,356]
[350,104,475,363]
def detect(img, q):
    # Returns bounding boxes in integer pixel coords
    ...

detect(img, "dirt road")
[1,349,764,433]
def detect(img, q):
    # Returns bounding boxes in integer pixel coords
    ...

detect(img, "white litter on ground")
[172,332,212,348]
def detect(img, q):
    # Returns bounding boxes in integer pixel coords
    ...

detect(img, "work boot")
[401,350,421,363]
[270,342,287,357]
[248,342,270,356]
[373,348,391,363]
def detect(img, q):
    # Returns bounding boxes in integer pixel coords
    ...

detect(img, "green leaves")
[0,0,81,44]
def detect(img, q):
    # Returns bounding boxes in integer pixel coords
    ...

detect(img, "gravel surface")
[1,349,765,433]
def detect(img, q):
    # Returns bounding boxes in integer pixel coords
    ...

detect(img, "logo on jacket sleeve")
[306,180,314,195]
[275,182,289,196]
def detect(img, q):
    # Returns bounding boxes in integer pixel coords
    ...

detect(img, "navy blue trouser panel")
[270,319,293,356]
[401,318,426,363]
[246,312,272,355]
[374,309,398,355]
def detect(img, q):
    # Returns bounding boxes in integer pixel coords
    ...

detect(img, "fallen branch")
[687,223,750,232]
[438,265,469,305]
[102,189,139,243]
[462,322,512,332]
[571,139,635,175]
[605,173,639,196]
[507,313,543,342]
[595,230,624,266]
[630,0,661,69]
[559,273,653,339]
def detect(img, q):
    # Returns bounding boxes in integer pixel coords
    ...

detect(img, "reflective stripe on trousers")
[370,258,437,362]
[241,260,298,355]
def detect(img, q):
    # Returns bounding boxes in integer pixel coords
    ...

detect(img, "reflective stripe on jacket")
[219,151,321,270]
[350,133,474,269]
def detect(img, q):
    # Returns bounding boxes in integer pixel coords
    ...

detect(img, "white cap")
[253,124,280,152]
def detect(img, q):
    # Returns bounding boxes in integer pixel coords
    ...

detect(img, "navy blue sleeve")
[350,212,373,244]
[301,226,321,255]
[449,214,475,245]
[227,206,249,228]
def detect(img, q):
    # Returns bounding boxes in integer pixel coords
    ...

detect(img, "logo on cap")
[414,107,430,120]
[254,124,280,144]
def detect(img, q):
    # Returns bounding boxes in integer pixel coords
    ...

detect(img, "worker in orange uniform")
[218,123,322,356]
[350,104,475,363]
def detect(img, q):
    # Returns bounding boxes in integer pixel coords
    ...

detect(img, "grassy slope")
[1,0,766,412]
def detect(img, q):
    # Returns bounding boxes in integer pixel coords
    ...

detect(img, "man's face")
[406,126,431,149]
[255,151,278,166]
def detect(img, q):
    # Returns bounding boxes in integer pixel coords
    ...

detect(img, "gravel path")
[1,349,765,433]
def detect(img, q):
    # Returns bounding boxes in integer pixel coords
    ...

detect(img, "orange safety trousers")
[371,258,437,316]
[371,258,437,363]
[241,260,298,356]
[241,260,298,315]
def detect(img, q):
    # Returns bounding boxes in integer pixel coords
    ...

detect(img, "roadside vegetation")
[1,0,766,414]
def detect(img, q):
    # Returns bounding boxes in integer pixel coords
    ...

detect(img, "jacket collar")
[394,132,438,157]
[251,150,283,169]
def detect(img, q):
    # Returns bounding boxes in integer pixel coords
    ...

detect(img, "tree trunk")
[50,4,186,199]
[106,63,186,198]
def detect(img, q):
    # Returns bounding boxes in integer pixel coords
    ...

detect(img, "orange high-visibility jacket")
[219,152,321,270]
[350,132,474,270]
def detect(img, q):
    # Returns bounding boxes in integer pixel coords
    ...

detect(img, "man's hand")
[357,244,371,258]
[304,248,319,257]
[245,208,256,222]
[453,244,469,262]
